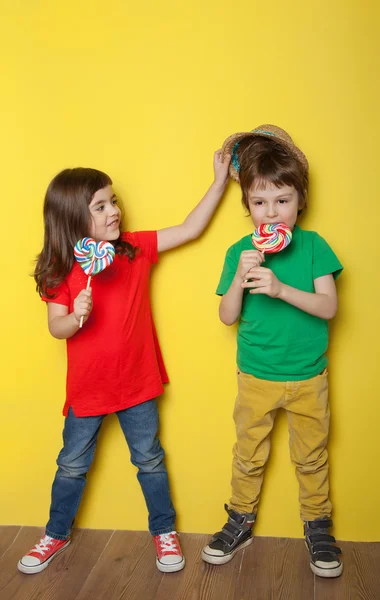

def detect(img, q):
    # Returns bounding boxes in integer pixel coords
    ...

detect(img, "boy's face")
[247,181,299,230]
[88,185,121,242]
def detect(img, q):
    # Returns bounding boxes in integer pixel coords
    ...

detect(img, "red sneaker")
[153,531,185,573]
[17,535,70,574]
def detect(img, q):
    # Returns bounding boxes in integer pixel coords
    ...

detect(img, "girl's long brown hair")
[34,168,137,297]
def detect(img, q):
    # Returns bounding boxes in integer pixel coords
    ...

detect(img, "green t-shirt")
[216,226,343,381]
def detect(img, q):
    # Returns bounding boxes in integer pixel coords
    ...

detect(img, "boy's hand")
[73,289,93,324]
[236,250,265,282]
[213,149,231,188]
[242,266,283,298]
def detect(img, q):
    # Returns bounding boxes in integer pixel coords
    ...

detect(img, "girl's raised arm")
[157,150,230,253]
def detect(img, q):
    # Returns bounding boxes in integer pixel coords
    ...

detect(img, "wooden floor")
[0,527,379,600]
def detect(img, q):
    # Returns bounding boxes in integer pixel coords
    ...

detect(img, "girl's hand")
[73,289,93,324]
[242,266,283,298]
[236,250,265,282]
[213,149,231,188]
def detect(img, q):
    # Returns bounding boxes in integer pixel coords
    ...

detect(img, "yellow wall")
[1,0,379,542]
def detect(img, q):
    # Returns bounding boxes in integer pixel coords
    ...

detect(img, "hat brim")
[222,131,309,183]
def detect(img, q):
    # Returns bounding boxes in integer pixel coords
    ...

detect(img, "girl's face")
[88,185,121,241]
[247,181,299,230]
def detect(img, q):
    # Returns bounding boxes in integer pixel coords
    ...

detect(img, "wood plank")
[234,537,315,600]
[315,541,380,600]
[0,527,378,600]
[0,526,113,600]
[0,526,46,600]
[75,530,164,600]
[0,526,22,559]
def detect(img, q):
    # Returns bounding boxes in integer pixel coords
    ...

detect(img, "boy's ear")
[297,193,307,214]
[297,201,307,215]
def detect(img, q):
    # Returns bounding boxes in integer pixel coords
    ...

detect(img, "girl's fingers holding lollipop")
[77,289,92,307]
[74,289,93,322]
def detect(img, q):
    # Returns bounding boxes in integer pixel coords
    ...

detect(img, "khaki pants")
[230,369,332,521]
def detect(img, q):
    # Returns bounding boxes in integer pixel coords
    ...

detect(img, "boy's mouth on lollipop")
[258,220,285,228]
[263,220,293,228]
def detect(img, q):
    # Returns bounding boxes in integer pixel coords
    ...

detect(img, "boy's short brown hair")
[237,137,309,212]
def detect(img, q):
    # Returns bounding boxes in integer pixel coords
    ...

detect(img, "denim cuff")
[45,528,70,541]
[150,526,176,536]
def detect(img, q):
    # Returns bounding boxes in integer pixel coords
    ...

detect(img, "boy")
[202,125,343,578]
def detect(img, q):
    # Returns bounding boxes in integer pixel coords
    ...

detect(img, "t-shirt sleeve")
[123,231,158,264]
[312,233,343,280]
[41,279,70,305]
[216,245,239,295]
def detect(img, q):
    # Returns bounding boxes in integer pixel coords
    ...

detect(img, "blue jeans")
[46,400,176,539]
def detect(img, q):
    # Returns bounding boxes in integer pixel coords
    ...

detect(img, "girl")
[18,150,231,575]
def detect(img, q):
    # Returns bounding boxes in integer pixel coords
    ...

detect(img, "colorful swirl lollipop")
[74,237,115,327]
[251,223,292,254]
[74,237,115,275]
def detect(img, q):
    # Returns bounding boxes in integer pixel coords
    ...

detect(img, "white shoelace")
[31,535,54,556]
[158,532,179,553]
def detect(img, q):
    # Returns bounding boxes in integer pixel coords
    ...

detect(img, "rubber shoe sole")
[156,556,185,573]
[202,537,253,565]
[17,540,71,574]
[310,560,343,578]
[305,541,343,578]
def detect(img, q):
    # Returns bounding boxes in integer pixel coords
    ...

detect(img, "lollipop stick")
[79,275,92,329]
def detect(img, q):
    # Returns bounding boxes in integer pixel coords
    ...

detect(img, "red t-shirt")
[42,231,169,417]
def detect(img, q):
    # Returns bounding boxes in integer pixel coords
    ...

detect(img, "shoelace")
[31,535,54,556]
[158,533,179,553]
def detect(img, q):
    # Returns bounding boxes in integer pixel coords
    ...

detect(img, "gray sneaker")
[304,517,343,578]
[202,504,255,565]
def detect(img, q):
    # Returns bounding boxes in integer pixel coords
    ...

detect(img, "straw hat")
[222,124,309,182]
